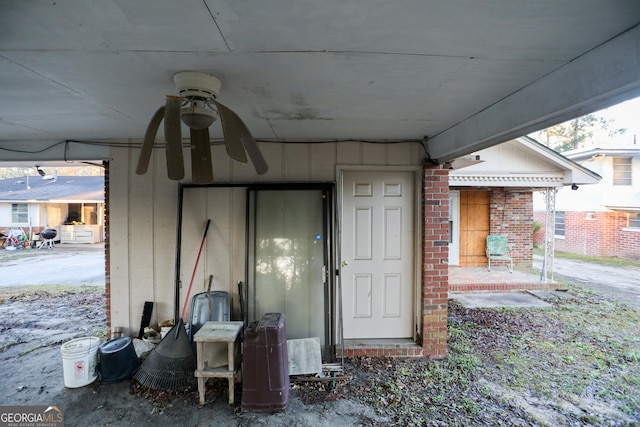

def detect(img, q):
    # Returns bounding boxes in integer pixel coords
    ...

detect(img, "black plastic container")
[241,313,289,412]
[98,336,140,383]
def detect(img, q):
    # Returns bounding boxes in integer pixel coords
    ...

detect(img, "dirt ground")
[0,247,388,426]
[1,246,639,426]
[0,285,389,427]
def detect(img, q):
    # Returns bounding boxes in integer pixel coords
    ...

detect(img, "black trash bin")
[99,336,140,383]
[241,313,289,411]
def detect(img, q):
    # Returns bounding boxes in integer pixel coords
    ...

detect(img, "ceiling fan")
[136,71,268,184]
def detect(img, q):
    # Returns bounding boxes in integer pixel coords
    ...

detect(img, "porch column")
[422,164,449,359]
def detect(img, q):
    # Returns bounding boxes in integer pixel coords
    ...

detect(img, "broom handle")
[180,219,211,320]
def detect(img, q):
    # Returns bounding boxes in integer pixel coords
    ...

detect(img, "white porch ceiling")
[1,1,639,163]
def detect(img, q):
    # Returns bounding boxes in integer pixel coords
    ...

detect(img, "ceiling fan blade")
[215,101,248,164]
[164,95,185,180]
[190,127,213,184]
[235,114,269,175]
[136,105,164,175]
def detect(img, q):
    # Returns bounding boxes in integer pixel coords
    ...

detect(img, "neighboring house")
[0,175,105,244]
[534,146,640,261]
[449,137,600,289]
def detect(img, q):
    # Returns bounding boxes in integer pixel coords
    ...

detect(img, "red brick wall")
[422,165,449,359]
[488,189,533,266]
[533,210,640,261]
[617,216,640,260]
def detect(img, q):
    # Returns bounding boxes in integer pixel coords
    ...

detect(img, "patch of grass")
[0,250,41,263]
[0,285,103,304]
[465,286,640,423]
[533,247,640,268]
[353,320,499,426]
[351,287,640,425]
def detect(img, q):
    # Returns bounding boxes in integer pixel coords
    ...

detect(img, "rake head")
[133,319,196,392]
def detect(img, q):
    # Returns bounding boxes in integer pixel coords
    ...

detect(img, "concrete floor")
[451,290,560,308]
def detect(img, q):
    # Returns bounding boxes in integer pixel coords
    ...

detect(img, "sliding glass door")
[247,186,333,359]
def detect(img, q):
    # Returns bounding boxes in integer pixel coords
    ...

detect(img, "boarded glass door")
[247,187,332,357]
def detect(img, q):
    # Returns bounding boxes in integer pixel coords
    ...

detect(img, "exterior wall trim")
[450,175,564,187]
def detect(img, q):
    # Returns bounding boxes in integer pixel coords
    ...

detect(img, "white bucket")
[60,337,100,388]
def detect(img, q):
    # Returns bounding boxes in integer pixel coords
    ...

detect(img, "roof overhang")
[427,25,640,163]
[449,137,601,188]
[0,3,639,167]
[605,205,640,212]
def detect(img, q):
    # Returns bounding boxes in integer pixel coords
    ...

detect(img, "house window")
[11,203,28,223]
[613,157,632,185]
[629,213,640,229]
[554,211,565,237]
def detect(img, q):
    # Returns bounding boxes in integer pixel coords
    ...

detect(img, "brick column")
[422,164,449,359]
[489,188,533,265]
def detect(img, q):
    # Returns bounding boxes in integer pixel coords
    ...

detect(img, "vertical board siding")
[110,141,422,332]
[108,146,132,333]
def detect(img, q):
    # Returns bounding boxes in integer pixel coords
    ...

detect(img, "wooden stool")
[193,321,243,405]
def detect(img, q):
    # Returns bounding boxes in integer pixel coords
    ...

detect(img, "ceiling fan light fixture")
[180,102,218,129]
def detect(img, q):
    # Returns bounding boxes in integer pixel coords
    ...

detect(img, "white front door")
[341,171,414,339]
[449,191,460,265]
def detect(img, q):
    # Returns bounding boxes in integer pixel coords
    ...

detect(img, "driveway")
[0,243,105,287]
[533,254,640,310]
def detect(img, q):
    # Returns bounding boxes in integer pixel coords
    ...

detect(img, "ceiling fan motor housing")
[173,71,222,99]
[174,72,222,129]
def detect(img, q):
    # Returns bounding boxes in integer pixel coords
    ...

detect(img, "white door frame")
[337,165,421,340]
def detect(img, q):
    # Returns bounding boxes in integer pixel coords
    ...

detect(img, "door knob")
[341,261,349,267]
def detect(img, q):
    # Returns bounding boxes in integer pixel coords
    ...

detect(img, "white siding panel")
[284,144,310,180]
[258,142,284,181]
[362,143,386,165]
[210,143,233,182]
[150,158,180,325]
[128,153,155,329]
[388,143,418,165]
[180,190,209,320]
[229,187,247,315]
[310,143,336,181]
[108,146,132,333]
[337,141,362,165]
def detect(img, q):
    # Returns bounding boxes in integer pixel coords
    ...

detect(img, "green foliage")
[530,114,626,152]
[532,220,541,234]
